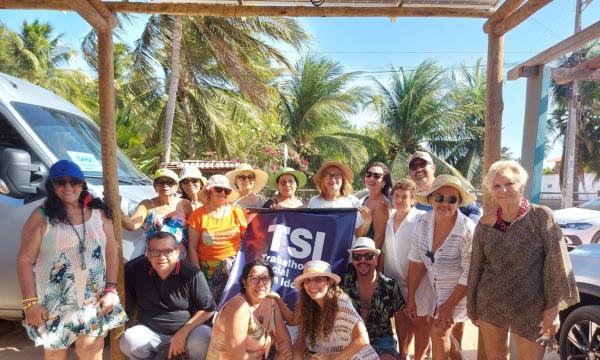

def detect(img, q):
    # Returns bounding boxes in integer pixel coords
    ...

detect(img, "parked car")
[553,198,600,246]
[0,72,153,319]
[558,244,600,359]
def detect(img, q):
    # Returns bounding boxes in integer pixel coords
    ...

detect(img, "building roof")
[162,160,241,172]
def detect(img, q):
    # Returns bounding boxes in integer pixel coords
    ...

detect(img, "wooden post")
[98,28,126,360]
[484,26,504,182]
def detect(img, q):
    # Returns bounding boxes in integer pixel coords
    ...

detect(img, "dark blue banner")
[218,208,357,309]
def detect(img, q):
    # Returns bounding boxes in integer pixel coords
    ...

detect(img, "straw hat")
[347,237,381,256]
[415,174,476,207]
[153,168,179,183]
[179,167,207,187]
[225,163,268,193]
[292,260,340,289]
[198,174,239,203]
[315,160,353,182]
[269,167,307,188]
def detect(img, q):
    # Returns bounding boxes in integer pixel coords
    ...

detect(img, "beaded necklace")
[495,198,530,232]
[66,206,87,270]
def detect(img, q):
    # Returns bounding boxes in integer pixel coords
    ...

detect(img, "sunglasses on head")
[409,161,429,171]
[212,186,232,195]
[237,175,255,181]
[155,179,177,187]
[52,178,83,187]
[352,253,376,261]
[181,178,201,185]
[432,194,459,204]
[364,171,384,180]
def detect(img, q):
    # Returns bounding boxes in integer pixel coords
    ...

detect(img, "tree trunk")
[181,87,196,159]
[162,15,183,163]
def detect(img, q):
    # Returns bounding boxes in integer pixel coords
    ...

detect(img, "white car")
[553,198,600,246]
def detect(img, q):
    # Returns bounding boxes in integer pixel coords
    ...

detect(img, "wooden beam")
[494,0,551,35]
[3,0,493,18]
[507,19,600,80]
[552,68,600,84]
[483,0,524,33]
[63,0,110,32]
[89,0,118,28]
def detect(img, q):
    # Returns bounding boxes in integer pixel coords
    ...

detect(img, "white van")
[0,72,154,319]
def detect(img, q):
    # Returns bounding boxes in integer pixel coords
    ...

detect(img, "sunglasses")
[155,179,177,187]
[148,248,177,257]
[237,175,255,181]
[181,178,201,185]
[410,161,430,171]
[364,171,384,180]
[247,275,272,286]
[432,194,459,204]
[324,172,343,180]
[352,253,376,261]
[52,178,83,187]
[212,186,232,195]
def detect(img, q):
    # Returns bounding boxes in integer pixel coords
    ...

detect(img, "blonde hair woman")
[467,160,578,359]
[226,163,269,209]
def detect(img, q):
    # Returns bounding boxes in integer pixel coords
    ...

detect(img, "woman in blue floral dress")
[17,160,128,358]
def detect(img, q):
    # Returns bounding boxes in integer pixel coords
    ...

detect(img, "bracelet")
[22,297,38,304]
[103,287,118,295]
[105,282,118,289]
[23,301,38,310]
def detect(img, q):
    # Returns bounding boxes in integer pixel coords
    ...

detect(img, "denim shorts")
[371,334,400,357]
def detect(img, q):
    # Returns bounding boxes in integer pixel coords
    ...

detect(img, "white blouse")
[407,211,475,321]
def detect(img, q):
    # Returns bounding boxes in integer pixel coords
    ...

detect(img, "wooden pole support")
[483,0,523,33]
[63,0,110,32]
[493,0,551,35]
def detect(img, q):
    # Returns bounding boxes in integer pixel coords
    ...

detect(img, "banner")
[218,208,357,309]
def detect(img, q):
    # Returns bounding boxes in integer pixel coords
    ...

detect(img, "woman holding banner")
[263,167,308,209]
[206,259,292,359]
[188,174,247,303]
[291,260,379,360]
[308,160,371,237]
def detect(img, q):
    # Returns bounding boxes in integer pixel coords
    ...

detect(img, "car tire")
[559,305,600,359]
[592,231,600,244]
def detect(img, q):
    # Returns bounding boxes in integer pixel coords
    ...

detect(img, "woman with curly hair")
[17,160,128,358]
[291,260,378,360]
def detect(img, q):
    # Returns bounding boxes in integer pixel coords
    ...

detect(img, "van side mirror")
[0,148,42,198]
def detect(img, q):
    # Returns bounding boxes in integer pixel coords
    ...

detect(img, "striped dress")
[407,211,475,321]
[24,208,128,349]
[307,295,379,359]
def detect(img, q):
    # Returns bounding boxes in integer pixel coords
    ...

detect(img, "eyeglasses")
[52,178,83,187]
[432,194,459,204]
[364,171,384,180]
[278,179,297,186]
[155,179,177,187]
[148,248,177,257]
[181,178,201,185]
[409,161,429,171]
[352,253,376,261]
[304,277,327,285]
[247,275,272,286]
[212,186,232,195]
[237,175,255,181]
[324,172,343,180]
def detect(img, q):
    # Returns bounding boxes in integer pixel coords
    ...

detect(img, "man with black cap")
[341,237,406,360]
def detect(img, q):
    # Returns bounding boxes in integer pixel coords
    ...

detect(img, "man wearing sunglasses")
[408,151,481,223]
[340,237,406,360]
[121,231,215,360]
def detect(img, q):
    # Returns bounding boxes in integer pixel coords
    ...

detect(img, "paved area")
[1,319,560,359]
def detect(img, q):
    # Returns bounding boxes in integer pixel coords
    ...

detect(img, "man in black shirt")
[120,231,215,359]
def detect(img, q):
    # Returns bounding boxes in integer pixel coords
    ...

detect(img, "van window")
[11,102,149,184]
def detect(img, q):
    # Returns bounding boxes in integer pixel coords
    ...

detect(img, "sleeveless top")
[24,208,128,349]
[142,198,187,244]
[206,295,275,359]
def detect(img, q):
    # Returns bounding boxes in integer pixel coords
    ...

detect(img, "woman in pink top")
[206,259,292,359]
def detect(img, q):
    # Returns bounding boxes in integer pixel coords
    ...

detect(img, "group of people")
[17,152,579,360]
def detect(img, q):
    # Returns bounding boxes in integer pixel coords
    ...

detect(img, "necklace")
[66,206,87,270]
[495,198,530,232]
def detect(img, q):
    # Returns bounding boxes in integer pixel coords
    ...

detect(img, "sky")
[1,0,599,164]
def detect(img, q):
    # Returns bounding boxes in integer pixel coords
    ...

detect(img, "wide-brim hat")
[292,260,341,289]
[315,160,353,183]
[179,167,207,187]
[347,237,381,256]
[199,174,239,203]
[226,163,268,193]
[415,174,476,207]
[269,167,307,188]
[153,168,179,183]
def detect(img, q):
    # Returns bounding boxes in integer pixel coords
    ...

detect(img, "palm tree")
[277,55,373,175]
[549,43,600,188]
